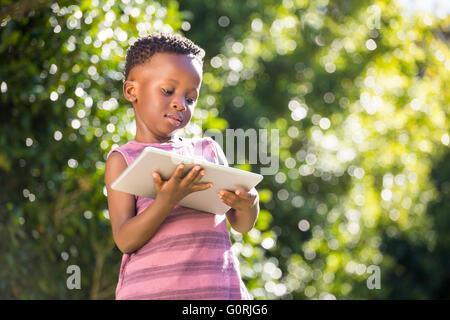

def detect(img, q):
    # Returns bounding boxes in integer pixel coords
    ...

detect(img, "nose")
[171,97,186,111]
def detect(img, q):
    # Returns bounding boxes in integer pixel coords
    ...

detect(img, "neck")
[134,132,177,144]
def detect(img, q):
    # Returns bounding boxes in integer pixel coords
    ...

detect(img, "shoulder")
[106,141,138,166]
[188,136,218,153]
[106,150,127,166]
[105,143,132,183]
[105,150,128,184]
[186,136,225,165]
[200,136,228,166]
[189,135,214,144]
[191,136,220,148]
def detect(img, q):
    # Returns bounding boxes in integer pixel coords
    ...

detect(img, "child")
[104,33,260,300]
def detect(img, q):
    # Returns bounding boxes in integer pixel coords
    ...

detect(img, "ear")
[123,80,138,103]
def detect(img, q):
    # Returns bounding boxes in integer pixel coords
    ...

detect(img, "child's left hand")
[218,188,258,212]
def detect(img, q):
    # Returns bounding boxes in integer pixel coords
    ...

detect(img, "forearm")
[226,201,260,234]
[116,195,175,254]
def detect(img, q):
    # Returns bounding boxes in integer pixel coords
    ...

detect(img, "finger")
[153,170,160,182]
[235,189,256,201]
[222,190,253,208]
[192,168,206,183]
[218,190,235,198]
[219,193,234,207]
[171,163,185,180]
[153,171,162,190]
[190,182,213,192]
[218,190,238,203]
[234,189,249,198]
[185,165,202,183]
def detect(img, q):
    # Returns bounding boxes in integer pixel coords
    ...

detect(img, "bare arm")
[208,138,260,234]
[112,195,176,254]
[223,187,260,234]
[104,152,172,254]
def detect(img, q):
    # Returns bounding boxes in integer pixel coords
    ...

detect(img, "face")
[123,52,203,143]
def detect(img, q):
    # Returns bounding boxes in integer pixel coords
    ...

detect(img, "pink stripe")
[130,231,230,258]
[124,244,234,276]
[161,209,212,224]
[138,211,228,244]
[123,260,237,287]
[118,286,243,300]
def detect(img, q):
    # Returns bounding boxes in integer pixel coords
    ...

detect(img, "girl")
[104,33,260,300]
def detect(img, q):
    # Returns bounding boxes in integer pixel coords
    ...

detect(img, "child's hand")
[218,188,258,212]
[153,163,212,206]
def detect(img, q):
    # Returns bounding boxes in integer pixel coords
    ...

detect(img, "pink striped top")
[107,136,252,300]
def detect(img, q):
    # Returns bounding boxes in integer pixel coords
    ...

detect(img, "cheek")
[185,109,194,122]
[139,84,158,100]
[139,91,167,109]
[140,89,156,101]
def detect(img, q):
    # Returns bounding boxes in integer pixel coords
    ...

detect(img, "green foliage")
[1,0,449,299]
[182,0,450,299]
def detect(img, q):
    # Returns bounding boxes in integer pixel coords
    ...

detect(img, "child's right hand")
[152,163,213,206]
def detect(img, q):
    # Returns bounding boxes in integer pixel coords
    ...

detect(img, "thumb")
[153,171,162,189]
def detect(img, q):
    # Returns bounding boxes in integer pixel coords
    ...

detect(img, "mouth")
[164,114,183,127]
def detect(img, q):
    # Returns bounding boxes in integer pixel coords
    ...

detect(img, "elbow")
[113,221,137,254]
[114,235,135,255]
[238,224,255,234]
[117,244,130,255]
[117,243,135,255]
[122,249,135,255]
[115,240,128,254]
[231,221,255,234]
[231,226,252,235]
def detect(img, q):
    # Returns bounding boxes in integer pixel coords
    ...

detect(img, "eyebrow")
[166,78,199,92]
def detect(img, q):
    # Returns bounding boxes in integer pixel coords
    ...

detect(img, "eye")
[186,98,196,105]
[161,88,173,95]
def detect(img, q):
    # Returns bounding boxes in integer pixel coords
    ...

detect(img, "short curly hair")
[123,32,205,81]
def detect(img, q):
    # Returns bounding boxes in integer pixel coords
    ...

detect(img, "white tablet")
[110,146,264,215]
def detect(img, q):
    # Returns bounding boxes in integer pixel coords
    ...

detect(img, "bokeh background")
[1,0,449,299]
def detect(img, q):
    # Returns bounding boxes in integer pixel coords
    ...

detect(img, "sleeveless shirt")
[107,136,252,300]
